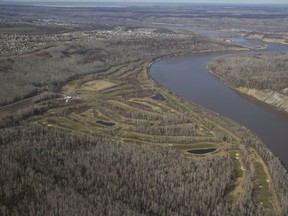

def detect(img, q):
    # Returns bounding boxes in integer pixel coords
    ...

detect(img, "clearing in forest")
[81,80,116,91]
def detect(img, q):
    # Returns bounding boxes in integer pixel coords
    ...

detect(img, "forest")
[1,3,288,216]
[208,53,288,92]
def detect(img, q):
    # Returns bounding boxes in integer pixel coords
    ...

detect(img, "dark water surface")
[96,120,115,127]
[188,148,217,154]
[150,33,288,168]
[151,93,166,101]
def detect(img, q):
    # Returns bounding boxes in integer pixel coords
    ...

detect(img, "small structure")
[64,95,72,103]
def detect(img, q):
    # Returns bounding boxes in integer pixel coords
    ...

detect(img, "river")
[150,26,288,168]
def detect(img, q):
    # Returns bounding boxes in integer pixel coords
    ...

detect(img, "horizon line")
[1,1,288,6]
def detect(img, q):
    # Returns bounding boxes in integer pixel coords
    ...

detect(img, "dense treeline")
[0,123,285,216]
[208,53,288,91]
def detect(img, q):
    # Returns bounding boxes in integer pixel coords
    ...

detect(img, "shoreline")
[207,67,288,117]
[149,49,288,171]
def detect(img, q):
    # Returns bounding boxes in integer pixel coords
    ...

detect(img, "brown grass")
[81,80,116,91]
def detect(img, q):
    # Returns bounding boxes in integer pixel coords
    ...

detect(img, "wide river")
[150,26,288,168]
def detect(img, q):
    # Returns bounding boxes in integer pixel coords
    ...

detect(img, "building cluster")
[84,27,193,41]
[0,19,194,55]
[0,34,47,54]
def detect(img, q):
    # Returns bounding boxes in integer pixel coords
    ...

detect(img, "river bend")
[150,28,288,167]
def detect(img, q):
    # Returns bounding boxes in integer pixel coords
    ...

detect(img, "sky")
[2,0,288,5]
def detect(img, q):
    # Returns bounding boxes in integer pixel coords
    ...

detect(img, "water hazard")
[188,148,217,155]
[96,120,115,127]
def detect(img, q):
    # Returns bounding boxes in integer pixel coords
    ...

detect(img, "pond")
[151,93,166,101]
[188,148,217,154]
[96,120,115,127]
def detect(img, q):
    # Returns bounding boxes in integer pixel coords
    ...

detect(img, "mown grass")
[107,100,140,112]
[101,85,135,97]
[163,91,192,113]
[203,117,241,143]
[253,161,273,209]
[99,65,125,77]
[109,65,133,79]
[47,117,85,131]
[223,151,244,203]
[119,68,142,79]
[81,80,116,92]
[69,114,107,129]
[106,100,161,118]
[99,106,124,121]
[133,98,173,113]
[92,109,110,121]
[123,131,210,144]
[137,63,149,82]
[230,151,243,178]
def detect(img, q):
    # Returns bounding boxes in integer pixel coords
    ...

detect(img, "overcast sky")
[3,0,288,4]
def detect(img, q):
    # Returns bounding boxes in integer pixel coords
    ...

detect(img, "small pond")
[96,120,115,127]
[188,148,217,154]
[151,93,166,101]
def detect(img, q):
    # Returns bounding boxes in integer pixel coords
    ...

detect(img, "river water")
[150,26,288,168]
